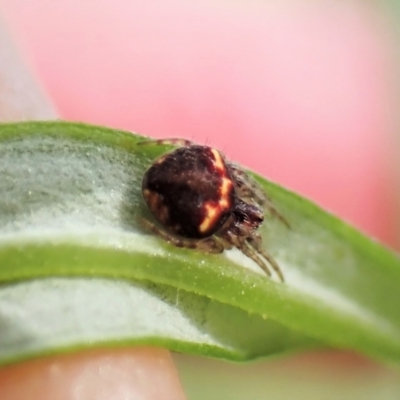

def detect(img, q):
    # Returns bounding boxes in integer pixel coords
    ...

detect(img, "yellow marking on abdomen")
[199,180,233,234]
[210,148,225,172]
[199,203,220,233]
[219,177,232,207]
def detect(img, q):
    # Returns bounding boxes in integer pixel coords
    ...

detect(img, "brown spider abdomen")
[142,145,235,239]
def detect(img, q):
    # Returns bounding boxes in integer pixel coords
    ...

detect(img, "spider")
[139,138,288,281]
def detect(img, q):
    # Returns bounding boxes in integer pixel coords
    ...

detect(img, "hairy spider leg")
[224,229,285,281]
[263,197,290,229]
[140,218,225,253]
[224,231,276,278]
[228,162,290,229]
[247,234,285,282]
[228,162,266,206]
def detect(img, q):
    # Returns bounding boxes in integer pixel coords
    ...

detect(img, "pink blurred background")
[1,0,397,247]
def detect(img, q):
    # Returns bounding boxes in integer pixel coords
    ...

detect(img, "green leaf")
[0,121,399,366]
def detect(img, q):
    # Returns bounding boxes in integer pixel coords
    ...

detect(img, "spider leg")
[224,232,272,277]
[246,233,284,282]
[228,162,290,228]
[227,162,266,206]
[137,138,195,147]
[242,243,274,278]
[217,237,233,250]
[140,218,225,253]
[263,197,290,229]
[223,230,284,281]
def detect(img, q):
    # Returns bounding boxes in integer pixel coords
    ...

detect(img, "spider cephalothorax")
[140,138,288,281]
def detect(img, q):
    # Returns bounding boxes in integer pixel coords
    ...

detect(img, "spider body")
[142,145,235,238]
[140,138,287,281]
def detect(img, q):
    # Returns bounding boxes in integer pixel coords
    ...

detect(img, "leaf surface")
[0,121,399,366]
